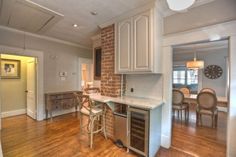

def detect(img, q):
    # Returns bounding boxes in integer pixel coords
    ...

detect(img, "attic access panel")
[0,0,64,33]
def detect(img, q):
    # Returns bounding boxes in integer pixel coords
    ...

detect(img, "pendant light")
[167,0,195,11]
[186,52,204,70]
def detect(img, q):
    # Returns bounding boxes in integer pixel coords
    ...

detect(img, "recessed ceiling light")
[73,24,78,28]
[90,11,98,16]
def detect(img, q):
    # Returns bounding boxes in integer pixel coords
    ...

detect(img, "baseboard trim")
[27,109,36,119]
[1,109,26,118]
[161,134,171,148]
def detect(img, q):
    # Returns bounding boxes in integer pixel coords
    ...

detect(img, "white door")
[78,58,93,90]
[116,18,133,72]
[26,58,37,119]
[133,10,152,72]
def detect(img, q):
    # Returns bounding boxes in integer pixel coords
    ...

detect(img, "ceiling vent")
[0,0,64,33]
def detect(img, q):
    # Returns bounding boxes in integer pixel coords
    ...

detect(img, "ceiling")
[0,0,215,48]
[174,40,228,54]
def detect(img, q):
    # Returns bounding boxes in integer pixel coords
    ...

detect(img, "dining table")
[184,94,228,108]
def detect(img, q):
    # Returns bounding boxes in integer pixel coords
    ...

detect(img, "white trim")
[91,34,101,41]
[162,20,236,156]
[0,45,44,121]
[27,109,36,119]
[0,25,91,50]
[1,109,26,118]
[98,1,156,28]
[161,134,171,148]
[163,20,236,46]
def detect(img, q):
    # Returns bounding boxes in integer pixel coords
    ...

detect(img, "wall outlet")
[130,88,134,93]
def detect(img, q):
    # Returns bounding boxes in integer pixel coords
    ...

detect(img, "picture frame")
[94,47,102,80]
[0,59,21,79]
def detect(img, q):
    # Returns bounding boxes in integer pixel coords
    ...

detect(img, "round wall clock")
[204,65,223,79]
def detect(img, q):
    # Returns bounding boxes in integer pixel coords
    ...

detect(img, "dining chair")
[172,89,189,122]
[74,93,107,148]
[84,87,100,94]
[196,91,218,128]
[179,87,191,95]
[200,88,216,95]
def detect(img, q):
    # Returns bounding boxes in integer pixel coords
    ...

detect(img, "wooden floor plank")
[1,108,226,157]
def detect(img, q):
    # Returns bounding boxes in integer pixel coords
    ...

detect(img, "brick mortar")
[101,24,125,139]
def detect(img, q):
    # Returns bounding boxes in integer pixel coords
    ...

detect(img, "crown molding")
[98,1,156,28]
[91,34,101,41]
[0,25,92,50]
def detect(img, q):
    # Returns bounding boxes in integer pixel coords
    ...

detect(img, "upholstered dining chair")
[74,93,107,148]
[200,88,216,95]
[84,87,100,94]
[172,89,189,122]
[179,87,191,95]
[196,91,218,128]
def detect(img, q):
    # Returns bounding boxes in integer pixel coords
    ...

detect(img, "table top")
[184,94,228,103]
[88,93,164,110]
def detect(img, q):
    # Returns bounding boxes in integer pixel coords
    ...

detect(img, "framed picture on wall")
[0,59,21,79]
[94,47,102,80]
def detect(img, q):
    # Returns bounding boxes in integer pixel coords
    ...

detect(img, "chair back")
[179,87,190,95]
[172,89,184,106]
[200,88,216,95]
[197,92,217,110]
[84,87,100,94]
[74,93,94,112]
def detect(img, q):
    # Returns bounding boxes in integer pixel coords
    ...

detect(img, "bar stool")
[74,93,107,148]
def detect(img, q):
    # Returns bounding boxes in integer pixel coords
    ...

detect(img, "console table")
[45,91,82,120]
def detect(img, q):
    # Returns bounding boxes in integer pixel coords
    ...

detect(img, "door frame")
[77,57,93,91]
[161,20,236,157]
[0,45,44,121]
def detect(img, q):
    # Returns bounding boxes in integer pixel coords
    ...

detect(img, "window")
[173,67,198,93]
[173,70,185,84]
[187,70,198,85]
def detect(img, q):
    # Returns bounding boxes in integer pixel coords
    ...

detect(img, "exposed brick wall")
[101,24,122,97]
[101,24,124,139]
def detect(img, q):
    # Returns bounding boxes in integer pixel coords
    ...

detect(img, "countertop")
[89,94,164,110]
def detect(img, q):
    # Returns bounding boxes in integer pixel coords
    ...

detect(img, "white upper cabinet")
[117,19,132,72]
[115,7,162,74]
[133,11,151,72]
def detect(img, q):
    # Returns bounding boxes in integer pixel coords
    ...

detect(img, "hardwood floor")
[171,106,227,157]
[1,108,227,157]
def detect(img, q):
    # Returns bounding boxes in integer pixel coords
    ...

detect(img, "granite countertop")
[89,94,164,110]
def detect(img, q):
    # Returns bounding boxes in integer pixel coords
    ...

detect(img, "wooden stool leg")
[103,114,107,139]
[90,117,95,148]
[79,113,83,133]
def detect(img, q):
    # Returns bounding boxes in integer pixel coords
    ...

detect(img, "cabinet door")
[116,19,132,72]
[133,11,152,72]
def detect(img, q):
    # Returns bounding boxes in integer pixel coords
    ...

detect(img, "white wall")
[0,55,33,114]
[125,74,163,99]
[173,48,228,96]
[0,26,92,119]
[164,0,236,35]
[0,26,92,93]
